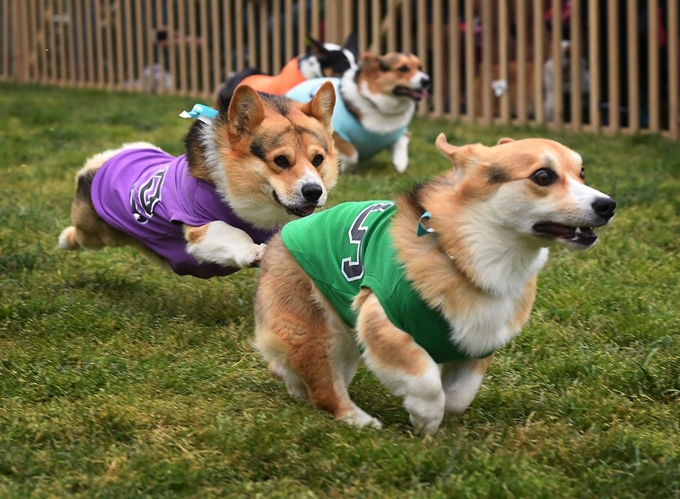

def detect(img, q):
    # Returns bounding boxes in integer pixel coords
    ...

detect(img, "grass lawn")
[0,82,678,498]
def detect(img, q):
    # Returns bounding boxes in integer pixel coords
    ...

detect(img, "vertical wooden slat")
[449,0,461,120]
[114,0,125,88]
[627,0,639,132]
[84,0,95,84]
[417,0,427,114]
[648,0,659,132]
[67,0,77,84]
[431,0,443,116]
[124,0,135,89]
[372,0,380,53]
[235,0,244,70]
[570,0,582,130]
[94,0,103,86]
[135,0,145,90]
[144,0,154,91]
[387,0,396,52]
[2,0,10,79]
[668,0,679,139]
[259,1,269,74]
[272,0,281,73]
[188,0,198,95]
[499,0,510,122]
[481,1,492,123]
[223,0,233,80]
[104,0,114,88]
[517,0,528,123]
[311,0,320,40]
[551,0,563,128]
[211,0,221,92]
[165,3,175,94]
[48,0,58,83]
[24,0,34,79]
[401,0,412,54]
[284,0,293,62]
[532,0,544,123]
[588,0,600,130]
[74,0,86,84]
[465,0,475,122]
[58,0,67,84]
[323,1,333,43]
[155,0,168,93]
[38,0,49,82]
[200,0,210,97]
[16,0,30,80]
[177,0,188,94]
[247,1,256,70]
[297,0,306,53]
[607,0,620,132]
[342,0,352,45]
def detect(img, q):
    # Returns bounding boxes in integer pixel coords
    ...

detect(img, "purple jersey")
[91,147,276,278]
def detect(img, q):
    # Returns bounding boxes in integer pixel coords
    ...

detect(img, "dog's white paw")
[410,413,443,436]
[392,154,408,174]
[58,227,78,250]
[340,407,383,429]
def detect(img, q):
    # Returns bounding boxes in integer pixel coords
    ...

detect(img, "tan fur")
[332,132,357,158]
[360,52,423,95]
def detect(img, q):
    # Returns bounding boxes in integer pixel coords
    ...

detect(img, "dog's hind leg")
[440,355,493,414]
[389,132,410,174]
[354,290,445,435]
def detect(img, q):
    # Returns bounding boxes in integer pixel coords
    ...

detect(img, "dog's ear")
[436,134,481,177]
[302,81,336,127]
[342,32,359,58]
[436,133,459,159]
[306,34,328,59]
[497,137,514,145]
[359,53,379,71]
[227,85,265,135]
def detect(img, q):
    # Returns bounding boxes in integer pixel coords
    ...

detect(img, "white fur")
[185,221,265,269]
[339,69,417,135]
[338,148,359,173]
[441,360,486,414]
[390,134,410,173]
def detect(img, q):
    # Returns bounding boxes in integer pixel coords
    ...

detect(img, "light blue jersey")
[287,78,407,161]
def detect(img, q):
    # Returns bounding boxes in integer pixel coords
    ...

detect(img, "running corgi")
[59,83,338,279]
[254,135,615,434]
[286,52,430,173]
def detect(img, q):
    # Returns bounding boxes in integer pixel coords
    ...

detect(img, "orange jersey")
[240,58,306,95]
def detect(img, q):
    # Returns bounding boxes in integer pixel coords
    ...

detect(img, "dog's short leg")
[355,291,445,435]
[333,132,358,173]
[440,355,493,414]
[184,221,265,269]
[390,133,410,174]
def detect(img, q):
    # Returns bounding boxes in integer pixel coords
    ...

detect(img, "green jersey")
[280,201,493,363]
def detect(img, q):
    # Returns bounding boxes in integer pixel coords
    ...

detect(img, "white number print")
[341,203,393,282]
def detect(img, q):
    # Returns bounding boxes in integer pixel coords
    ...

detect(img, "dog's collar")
[416,211,434,237]
[179,103,218,124]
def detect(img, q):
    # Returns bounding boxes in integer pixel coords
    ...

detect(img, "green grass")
[1,81,679,498]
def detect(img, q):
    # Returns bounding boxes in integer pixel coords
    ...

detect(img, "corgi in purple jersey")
[59,83,339,279]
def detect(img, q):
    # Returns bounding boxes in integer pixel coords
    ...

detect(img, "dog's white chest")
[448,294,522,357]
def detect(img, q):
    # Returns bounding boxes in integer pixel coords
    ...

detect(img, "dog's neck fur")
[184,120,292,231]
[339,68,416,134]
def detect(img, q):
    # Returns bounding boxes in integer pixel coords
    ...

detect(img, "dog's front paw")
[392,154,408,174]
[242,243,266,268]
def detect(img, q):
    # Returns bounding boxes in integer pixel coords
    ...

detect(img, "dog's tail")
[216,67,263,110]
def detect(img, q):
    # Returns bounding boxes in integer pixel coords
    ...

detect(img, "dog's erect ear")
[497,137,514,145]
[436,133,459,160]
[436,134,482,178]
[302,81,336,127]
[306,34,328,59]
[342,32,359,58]
[360,53,379,71]
[227,85,265,135]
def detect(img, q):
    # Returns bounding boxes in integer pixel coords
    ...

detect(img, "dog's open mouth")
[273,192,316,218]
[393,86,428,101]
[532,222,597,246]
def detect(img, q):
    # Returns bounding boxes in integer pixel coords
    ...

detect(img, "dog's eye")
[311,154,324,167]
[579,167,585,180]
[273,155,290,168]
[530,168,557,187]
[398,65,410,73]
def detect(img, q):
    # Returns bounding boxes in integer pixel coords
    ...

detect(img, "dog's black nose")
[301,183,323,203]
[420,75,431,88]
[592,197,616,218]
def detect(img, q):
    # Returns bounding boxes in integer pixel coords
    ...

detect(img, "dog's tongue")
[299,205,316,215]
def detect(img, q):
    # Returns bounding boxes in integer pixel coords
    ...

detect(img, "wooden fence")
[2,0,678,138]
